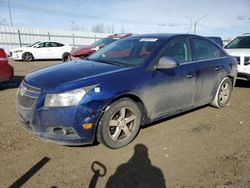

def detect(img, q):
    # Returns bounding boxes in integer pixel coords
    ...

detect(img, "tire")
[62,52,71,62]
[97,98,141,149]
[22,52,34,62]
[211,77,233,108]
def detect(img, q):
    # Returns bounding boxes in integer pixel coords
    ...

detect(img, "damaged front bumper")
[16,82,103,146]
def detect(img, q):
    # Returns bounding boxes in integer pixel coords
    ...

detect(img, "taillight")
[0,49,8,63]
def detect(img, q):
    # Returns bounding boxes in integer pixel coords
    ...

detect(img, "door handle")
[186,73,196,78]
[214,66,222,71]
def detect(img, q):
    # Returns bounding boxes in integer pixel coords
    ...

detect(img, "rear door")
[190,36,227,104]
[49,42,65,58]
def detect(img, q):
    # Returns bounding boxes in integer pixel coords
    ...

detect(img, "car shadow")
[0,75,24,90]
[142,105,208,130]
[235,80,250,88]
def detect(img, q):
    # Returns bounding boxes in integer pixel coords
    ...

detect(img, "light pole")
[194,15,207,34]
[185,16,192,34]
[7,0,13,27]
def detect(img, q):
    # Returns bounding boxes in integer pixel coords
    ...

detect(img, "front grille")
[17,94,37,108]
[17,82,41,109]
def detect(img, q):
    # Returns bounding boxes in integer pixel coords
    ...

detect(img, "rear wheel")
[62,52,71,62]
[211,77,233,108]
[22,52,33,62]
[97,98,141,149]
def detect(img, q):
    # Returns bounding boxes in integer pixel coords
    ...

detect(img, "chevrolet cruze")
[16,34,237,149]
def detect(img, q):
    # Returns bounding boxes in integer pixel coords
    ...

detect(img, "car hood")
[225,48,250,56]
[71,45,96,56]
[25,60,129,92]
[11,47,31,52]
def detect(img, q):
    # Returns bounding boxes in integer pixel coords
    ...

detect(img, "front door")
[145,37,198,119]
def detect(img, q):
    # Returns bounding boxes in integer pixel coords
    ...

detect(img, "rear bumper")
[0,63,14,82]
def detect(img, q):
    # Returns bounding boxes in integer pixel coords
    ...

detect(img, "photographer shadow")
[106,144,166,188]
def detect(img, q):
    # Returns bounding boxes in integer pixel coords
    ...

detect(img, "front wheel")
[22,52,33,62]
[97,98,141,149]
[211,77,233,108]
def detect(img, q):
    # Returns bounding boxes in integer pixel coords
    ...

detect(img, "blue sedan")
[16,34,237,149]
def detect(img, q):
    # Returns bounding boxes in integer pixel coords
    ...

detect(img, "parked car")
[16,34,237,149]
[224,33,250,81]
[10,41,73,62]
[206,37,223,47]
[68,33,132,60]
[0,48,14,82]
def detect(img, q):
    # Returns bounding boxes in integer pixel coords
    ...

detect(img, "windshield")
[26,41,41,47]
[92,38,116,47]
[226,36,250,49]
[88,37,164,67]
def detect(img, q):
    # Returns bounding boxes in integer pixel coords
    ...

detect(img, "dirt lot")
[0,59,250,188]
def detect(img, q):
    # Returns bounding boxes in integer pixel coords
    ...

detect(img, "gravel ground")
[0,59,250,188]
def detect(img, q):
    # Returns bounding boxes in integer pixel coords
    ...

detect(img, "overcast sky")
[0,0,250,38]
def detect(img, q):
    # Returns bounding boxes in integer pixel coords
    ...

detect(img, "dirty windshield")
[88,37,164,67]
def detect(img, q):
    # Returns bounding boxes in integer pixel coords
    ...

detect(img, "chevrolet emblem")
[20,85,27,96]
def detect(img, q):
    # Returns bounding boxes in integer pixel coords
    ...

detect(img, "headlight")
[45,87,91,107]
[13,50,23,53]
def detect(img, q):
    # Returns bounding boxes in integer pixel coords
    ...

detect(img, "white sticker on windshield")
[139,38,158,42]
[95,87,100,93]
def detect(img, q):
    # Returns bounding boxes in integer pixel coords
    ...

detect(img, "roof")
[128,33,198,40]
[242,33,250,36]
[37,41,68,44]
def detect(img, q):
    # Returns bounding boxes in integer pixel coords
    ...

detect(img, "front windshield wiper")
[88,58,123,66]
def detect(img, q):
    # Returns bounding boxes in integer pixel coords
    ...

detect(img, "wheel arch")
[22,51,34,61]
[101,93,149,126]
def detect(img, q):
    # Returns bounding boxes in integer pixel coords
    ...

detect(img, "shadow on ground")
[0,75,24,90]
[88,144,166,188]
[9,157,50,188]
[235,80,250,88]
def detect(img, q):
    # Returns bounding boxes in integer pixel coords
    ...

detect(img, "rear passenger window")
[193,38,225,61]
[51,42,64,47]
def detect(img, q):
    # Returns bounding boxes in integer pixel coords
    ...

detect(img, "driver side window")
[157,37,191,64]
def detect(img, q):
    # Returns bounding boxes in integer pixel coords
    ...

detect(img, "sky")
[0,0,250,38]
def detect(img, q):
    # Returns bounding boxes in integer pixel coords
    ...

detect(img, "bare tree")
[70,21,84,31]
[91,23,105,33]
[106,24,115,33]
[121,25,126,33]
[0,19,8,26]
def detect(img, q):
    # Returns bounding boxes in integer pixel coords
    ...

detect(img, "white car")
[225,33,250,81]
[10,41,73,62]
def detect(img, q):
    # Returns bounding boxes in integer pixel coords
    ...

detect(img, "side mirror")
[155,56,178,70]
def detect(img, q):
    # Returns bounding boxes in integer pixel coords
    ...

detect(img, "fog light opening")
[53,127,67,135]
